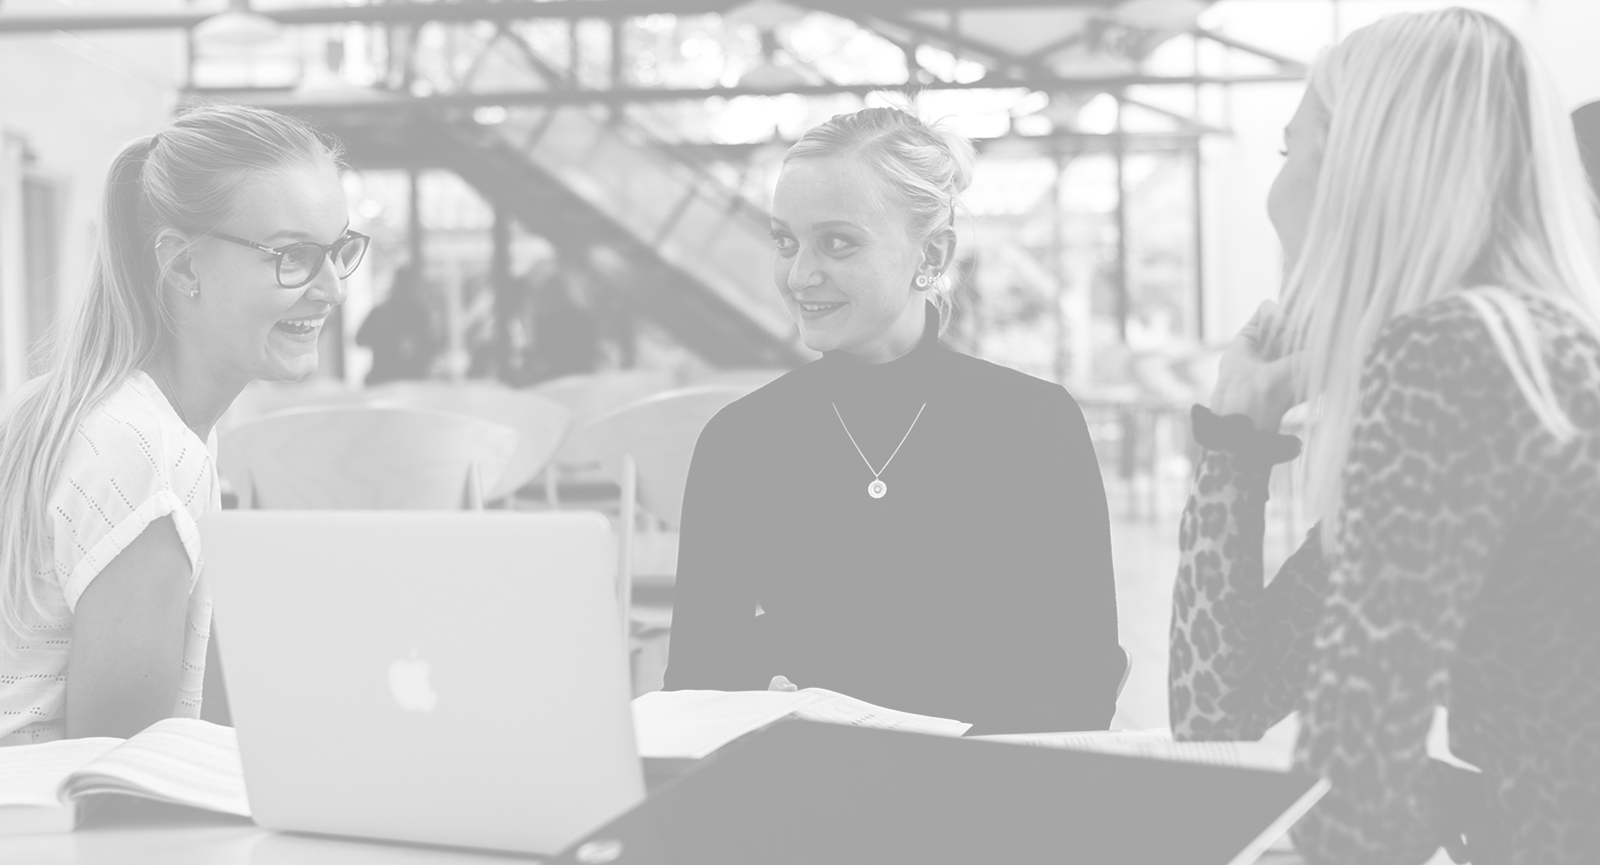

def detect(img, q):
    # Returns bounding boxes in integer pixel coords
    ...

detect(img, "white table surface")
[0,794,1459,865]
[0,800,545,865]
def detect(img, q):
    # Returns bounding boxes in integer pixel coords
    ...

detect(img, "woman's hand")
[1210,300,1306,432]
[768,676,798,692]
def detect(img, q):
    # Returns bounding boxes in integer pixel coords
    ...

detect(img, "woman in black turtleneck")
[663,108,1121,735]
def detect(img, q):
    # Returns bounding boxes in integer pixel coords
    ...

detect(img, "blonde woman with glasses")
[0,104,363,743]
[1167,9,1600,864]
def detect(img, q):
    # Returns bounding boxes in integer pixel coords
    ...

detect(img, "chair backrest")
[365,381,572,501]
[528,371,675,476]
[219,377,366,432]
[1116,646,1132,701]
[219,406,517,510]
[583,386,750,528]
[685,367,788,390]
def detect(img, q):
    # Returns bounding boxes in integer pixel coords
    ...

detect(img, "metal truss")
[3,1,1133,33]
[1,0,1308,107]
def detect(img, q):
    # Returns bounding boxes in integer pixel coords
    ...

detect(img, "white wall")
[1524,0,1600,110]
[0,0,186,391]
[1192,0,1547,344]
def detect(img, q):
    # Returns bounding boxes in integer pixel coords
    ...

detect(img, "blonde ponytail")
[0,105,341,644]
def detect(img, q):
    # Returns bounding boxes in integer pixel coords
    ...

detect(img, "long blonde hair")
[0,104,341,643]
[1277,9,1600,552]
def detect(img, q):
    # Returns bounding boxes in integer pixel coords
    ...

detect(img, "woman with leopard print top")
[1167,10,1600,865]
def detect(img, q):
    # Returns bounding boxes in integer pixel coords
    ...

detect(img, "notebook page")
[60,718,250,817]
[975,729,1294,772]
[0,738,122,809]
[792,689,972,737]
[632,690,822,760]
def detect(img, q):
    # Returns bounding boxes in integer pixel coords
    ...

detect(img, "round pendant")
[868,479,887,499]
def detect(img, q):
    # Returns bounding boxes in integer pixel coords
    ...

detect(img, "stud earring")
[180,282,200,298]
[914,274,931,290]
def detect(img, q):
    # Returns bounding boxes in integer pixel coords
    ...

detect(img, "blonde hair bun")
[927,120,977,196]
[783,106,977,333]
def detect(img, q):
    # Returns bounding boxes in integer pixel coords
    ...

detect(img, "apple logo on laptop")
[388,647,438,712]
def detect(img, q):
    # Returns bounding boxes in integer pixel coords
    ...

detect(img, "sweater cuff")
[1190,405,1302,466]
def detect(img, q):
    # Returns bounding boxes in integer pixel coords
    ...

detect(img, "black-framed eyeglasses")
[211,229,371,289]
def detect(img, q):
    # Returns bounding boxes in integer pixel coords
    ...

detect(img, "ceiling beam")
[642,126,1199,160]
[1192,28,1308,72]
[191,70,1302,114]
[817,6,1031,72]
[1018,30,1086,64]
[976,132,1200,157]
[0,0,1124,35]
[1116,95,1227,135]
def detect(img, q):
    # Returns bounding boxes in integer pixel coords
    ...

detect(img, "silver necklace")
[831,402,927,499]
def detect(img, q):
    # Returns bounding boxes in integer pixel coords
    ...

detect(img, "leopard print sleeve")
[1289,299,1527,865]
[1168,419,1332,741]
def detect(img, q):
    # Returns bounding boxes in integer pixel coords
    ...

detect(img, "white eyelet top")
[0,370,219,746]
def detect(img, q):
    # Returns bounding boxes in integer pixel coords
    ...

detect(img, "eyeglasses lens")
[278,244,324,288]
[335,234,370,278]
[275,234,369,288]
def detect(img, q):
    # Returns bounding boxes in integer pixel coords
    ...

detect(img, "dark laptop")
[553,719,1328,865]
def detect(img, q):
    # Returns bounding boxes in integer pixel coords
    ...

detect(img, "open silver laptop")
[203,510,646,855]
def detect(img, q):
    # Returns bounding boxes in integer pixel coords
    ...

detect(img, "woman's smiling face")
[770,156,931,362]
[168,159,351,384]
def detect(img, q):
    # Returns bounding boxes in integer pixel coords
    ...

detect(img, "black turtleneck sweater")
[663,304,1121,734]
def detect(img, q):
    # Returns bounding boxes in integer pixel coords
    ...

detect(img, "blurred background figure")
[586,256,639,372]
[498,252,608,386]
[355,264,444,386]
[531,260,603,383]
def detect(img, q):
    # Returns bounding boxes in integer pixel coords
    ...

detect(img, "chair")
[582,386,751,688]
[685,367,788,390]
[526,370,675,504]
[585,385,751,528]
[218,377,365,432]
[1116,646,1132,701]
[365,380,572,503]
[218,406,517,510]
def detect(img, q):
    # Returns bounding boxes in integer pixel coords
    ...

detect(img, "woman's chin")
[259,353,320,383]
[256,328,324,379]
[798,328,842,354]
[792,304,855,351]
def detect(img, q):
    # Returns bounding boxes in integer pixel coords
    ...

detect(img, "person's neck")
[840,302,931,365]
[146,345,246,441]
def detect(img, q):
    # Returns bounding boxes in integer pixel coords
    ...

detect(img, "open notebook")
[0,718,250,835]
[975,708,1480,773]
[632,689,971,761]
[972,728,1296,771]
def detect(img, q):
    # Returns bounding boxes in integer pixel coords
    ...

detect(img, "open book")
[973,711,1303,771]
[971,728,1296,771]
[978,708,1481,774]
[632,689,972,761]
[0,717,250,835]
